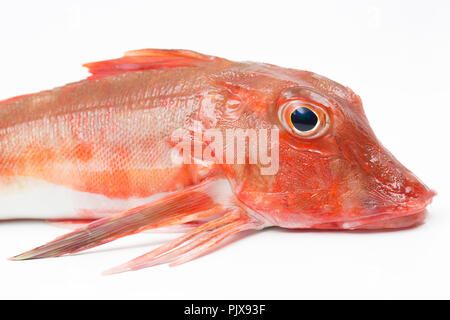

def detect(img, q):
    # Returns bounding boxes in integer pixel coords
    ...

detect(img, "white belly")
[0,176,169,220]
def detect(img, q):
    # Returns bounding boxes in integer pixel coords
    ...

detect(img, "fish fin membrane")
[104,209,261,274]
[83,49,218,80]
[10,178,229,260]
[47,219,201,233]
[46,219,97,230]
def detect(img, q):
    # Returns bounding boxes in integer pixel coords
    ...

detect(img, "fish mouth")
[342,189,436,230]
[308,188,436,231]
[305,187,434,231]
[348,208,429,230]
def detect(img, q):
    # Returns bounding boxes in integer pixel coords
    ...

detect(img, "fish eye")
[278,100,329,138]
[290,106,318,132]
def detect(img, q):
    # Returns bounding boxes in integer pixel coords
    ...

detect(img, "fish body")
[1,49,435,272]
[0,56,232,219]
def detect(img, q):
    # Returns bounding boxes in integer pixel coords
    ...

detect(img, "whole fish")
[1,49,435,273]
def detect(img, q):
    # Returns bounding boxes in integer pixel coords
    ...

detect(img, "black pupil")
[290,106,318,132]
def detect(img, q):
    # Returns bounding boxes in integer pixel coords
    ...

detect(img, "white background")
[0,0,449,299]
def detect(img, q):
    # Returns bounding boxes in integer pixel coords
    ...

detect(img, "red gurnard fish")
[1,49,435,273]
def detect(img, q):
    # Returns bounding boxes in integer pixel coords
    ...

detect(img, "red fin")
[83,49,217,80]
[10,179,226,260]
[46,219,97,230]
[10,178,265,272]
[48,219,201,232]
[104,209,261,274]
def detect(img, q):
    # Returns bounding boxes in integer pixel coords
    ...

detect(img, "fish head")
[222,67,435,230]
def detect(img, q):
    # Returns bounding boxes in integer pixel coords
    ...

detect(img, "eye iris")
[290,106,318,132]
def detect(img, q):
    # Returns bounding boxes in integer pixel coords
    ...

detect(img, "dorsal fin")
[83,49,218,80]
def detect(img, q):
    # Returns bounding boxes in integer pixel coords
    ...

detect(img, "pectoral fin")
[104,208,260,274]
[10,178,227,260]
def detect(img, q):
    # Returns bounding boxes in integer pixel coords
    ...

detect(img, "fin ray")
[104,210,261,274]
[10,179,224,260]
[83,49,218,80]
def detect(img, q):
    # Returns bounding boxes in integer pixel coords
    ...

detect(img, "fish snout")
[361,169,435,214]
[339,137,435,222]
[353,172,435,230]
[399,170,436,205]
